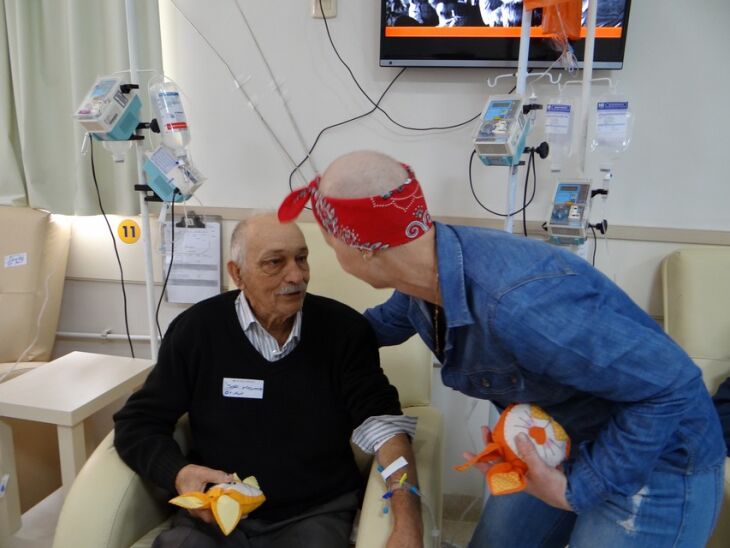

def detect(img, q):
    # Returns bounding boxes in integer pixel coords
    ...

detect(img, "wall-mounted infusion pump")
[547,180,592,245]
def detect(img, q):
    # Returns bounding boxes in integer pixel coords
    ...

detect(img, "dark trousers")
[152,489,360,548]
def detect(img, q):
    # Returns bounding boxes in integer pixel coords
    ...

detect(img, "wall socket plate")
[311,0,336,18]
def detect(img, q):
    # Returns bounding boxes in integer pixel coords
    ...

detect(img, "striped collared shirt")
[235,292,302,362]
[233,291,416,454]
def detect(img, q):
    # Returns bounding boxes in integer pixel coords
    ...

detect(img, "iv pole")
[125,0,159,360]
[504,0,598,232]
[579,0,598,176]
[504,5,532,233]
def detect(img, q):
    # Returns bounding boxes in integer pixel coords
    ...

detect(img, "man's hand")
[175,464,232,523]
[515,433,573,511]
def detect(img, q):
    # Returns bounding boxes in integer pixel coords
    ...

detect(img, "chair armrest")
[355,406,444,548]
[708,458,730,548]
[52,431,171,548]
[692,358,730,396]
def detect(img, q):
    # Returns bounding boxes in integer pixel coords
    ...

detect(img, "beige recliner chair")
[661,246,730,548]
[53,221,444,547]
[0,206,70,513]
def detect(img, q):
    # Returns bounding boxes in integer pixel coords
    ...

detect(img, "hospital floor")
[5,491,480,548]
[440,494,481,548]
[4,489,64,548]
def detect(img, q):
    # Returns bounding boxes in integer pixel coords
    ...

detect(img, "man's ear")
[361,249,375,262]
[227,261,244,289]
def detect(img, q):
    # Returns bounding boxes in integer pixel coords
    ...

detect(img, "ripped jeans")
[468,462,725,548]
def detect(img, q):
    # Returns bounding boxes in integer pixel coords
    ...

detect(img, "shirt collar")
[236,291,302,346]
[434,222,475,328]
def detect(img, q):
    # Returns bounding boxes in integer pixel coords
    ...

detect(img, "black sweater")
[114,291,402,521]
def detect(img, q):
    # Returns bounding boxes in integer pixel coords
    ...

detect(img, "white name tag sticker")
[222,377,264,399]
[4,252,27,268]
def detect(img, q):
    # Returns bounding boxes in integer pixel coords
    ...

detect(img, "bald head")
[230,213,305,268]
[319,150,409,199]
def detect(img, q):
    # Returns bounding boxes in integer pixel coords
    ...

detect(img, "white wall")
[158,0,730,230]
[54,0,730,498]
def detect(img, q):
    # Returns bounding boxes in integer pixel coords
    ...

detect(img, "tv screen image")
[380,0,631,69]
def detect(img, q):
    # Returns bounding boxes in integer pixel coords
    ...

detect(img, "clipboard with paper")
[160,212,222,304]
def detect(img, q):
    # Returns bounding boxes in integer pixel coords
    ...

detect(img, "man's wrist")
[388,483,420,497]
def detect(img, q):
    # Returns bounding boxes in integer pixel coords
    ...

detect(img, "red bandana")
[277,164,433,250]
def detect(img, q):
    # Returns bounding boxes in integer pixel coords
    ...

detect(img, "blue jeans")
[469,463,725,548]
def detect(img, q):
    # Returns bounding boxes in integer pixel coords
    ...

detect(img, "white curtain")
[0,0,162,215]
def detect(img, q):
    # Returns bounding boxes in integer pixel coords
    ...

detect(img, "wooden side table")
[0,351,153,538]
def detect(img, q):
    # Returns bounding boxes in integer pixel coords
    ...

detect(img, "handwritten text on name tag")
[222,378,264,399]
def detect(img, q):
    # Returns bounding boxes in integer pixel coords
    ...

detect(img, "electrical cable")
[156,195,178,339]
[589,224,597,266]
[288,1,490,190]
[468,150,536,218]
[89,138,135,357]
[288,67,407,191]
[171,0,486,195]
[522,151,534,236]
[319,0,480,132]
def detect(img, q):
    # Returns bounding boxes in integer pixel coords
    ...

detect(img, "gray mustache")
[275,283,307,295]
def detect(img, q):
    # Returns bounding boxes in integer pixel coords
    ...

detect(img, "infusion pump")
[73,76,141,140]
[473,95,530,167]
[547,180,592,246]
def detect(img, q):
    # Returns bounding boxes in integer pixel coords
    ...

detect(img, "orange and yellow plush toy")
[169,474,266,535]
[455,404,570,496]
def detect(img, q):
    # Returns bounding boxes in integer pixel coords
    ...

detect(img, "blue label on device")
[547,104,571,113]
[598,101,628,110]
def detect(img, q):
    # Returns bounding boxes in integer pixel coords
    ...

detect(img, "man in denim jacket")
[278,150,726,547]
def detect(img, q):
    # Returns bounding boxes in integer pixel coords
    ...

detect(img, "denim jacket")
[365,223,726,513]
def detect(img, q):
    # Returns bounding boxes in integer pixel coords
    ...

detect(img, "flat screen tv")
[380,1,631,69]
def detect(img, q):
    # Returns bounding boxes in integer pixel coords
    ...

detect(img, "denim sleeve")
[713,376,730,456]
[492,275,702,513]
[364,290,419,347]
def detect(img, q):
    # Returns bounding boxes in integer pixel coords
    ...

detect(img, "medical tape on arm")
[379,456,408,482]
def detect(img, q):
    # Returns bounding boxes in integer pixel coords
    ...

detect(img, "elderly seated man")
[114,213,422,548]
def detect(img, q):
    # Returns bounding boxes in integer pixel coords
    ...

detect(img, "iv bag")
[544,97,575,172]
[590,94,633,170]
[149,78,190,157]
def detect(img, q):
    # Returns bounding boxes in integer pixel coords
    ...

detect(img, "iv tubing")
[231,0,318,175]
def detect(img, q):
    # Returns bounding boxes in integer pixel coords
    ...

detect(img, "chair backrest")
[299,222,433,408]
[662,246,730,394]
[0,206,70,365]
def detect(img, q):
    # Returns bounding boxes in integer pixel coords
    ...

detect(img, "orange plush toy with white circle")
[455,403,571,496]
[169,474,266,535]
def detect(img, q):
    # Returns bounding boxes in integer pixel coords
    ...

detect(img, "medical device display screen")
[380,0,631,69]
[550,183,589,228]
[91,79,116,99]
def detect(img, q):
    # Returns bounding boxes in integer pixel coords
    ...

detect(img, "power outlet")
[311,0,337,18]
